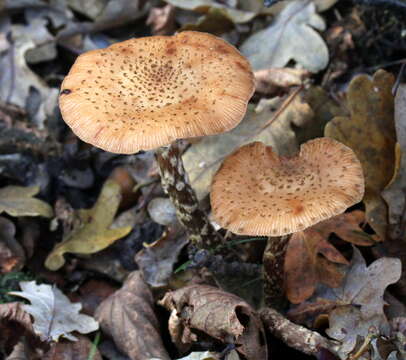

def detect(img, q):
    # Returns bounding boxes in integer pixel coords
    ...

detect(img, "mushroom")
[210,137,365,304]
[59,31,255,250]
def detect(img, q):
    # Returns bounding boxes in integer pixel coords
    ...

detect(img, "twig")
[260,86,303,130]
[260,307,340,357]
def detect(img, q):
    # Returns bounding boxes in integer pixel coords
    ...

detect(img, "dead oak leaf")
[241,0,328,72]
[285,229,348,304]
[95,271,170,360]
[45,180,132,271]
[312,210,378,246]
[9,281,99,342]
[159,285,267,360]
[325,70,396,239]
[325,247,401,320]
[0,185,53,218]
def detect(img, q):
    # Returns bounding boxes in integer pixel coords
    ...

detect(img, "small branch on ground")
[260,307,340,358]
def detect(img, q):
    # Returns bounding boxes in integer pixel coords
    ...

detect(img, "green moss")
[0,271,37,303]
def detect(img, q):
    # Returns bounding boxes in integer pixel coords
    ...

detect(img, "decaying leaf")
[95,271,170,360]
[241,0,328,72]
[326,305,383,358]
[0,20,59,126]
[0,186,53,218]
[183,94,313,200]
[9,281,99,342]
[147,4,176,35]
[285,229,348,304]
[43,335,103,360]
[0,301,36,354]
[325,70,396,239]
[328,247,401,320]
[312,211,378,246]
[159,285,267,360]
[135,228,188,288]
[382,84,406,239]
[45,180,132,271]
[0,216,25,273]
[254,68,310,94]
[163,0,258,23]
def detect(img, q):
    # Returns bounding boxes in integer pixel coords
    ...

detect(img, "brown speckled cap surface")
[59,31,255,154]
[210,138,365,236]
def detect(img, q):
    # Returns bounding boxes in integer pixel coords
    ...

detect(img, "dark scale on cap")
[211,138,365,236]
[59,31,255,154]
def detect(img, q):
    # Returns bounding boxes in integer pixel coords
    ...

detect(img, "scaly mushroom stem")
[155,141,224,250]
[263,235,290,309]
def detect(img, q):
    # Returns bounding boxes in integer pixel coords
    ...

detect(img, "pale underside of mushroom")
[59,31,255,154]
[211,138,365,236]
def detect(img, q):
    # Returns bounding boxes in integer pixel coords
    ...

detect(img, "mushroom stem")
[263,235,291,309]
[155,140,224,250]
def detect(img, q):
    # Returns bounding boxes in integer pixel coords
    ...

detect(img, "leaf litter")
[1,1,406,359]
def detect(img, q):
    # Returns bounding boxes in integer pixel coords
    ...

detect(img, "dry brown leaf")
[147,4,176,35]
[254,68,310,94]
[135,227,188,288]
[312,210,378,246]
[325,70,396,239]
[159,285,267,360]
[43,335,102,360]
[0,216,25,273]
[95,271,170,360]
[0,302,36,355]
[285,229,348,304]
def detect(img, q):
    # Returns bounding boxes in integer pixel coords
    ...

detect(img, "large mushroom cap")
[59,31,255,154]
[211,138,365,236]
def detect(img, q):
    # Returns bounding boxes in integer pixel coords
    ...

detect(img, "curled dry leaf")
[95,271,170,360]
[0,185,53,218]
[159,285,267,360]
[45,179,132,271]
[0,216,25,273]
[147,4,176,35]
[254,68,310,94]
[285,229,348,304]
[325,70,396,239]
[0,302,35,353]
[241,0,328,72]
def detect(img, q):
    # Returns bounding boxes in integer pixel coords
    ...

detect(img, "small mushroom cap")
[210,138,365,236]
[59,31,255,154]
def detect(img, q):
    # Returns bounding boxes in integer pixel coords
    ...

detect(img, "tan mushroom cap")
[210,138,365,236]
[59,31,255,154]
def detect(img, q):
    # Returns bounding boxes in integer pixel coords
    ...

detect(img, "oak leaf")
[325,70,396,239]
[9,281,99,342]
[45,180,132,271]
[0,186,53,218]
